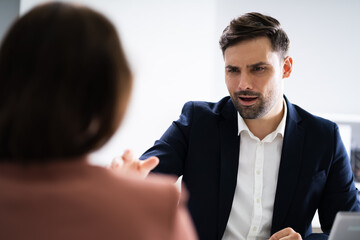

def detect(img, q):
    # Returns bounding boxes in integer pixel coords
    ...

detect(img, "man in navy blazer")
[117,12,360,240]
[141,96,359,240]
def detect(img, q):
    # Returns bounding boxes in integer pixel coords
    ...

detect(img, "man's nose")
[237,72,253,90]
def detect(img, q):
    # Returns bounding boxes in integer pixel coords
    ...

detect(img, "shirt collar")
[237,98,287,141]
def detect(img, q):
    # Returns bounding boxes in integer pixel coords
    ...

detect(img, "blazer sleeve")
[140,101,194,177]
[317,124,360,234]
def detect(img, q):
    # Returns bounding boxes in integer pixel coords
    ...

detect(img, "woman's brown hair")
[0,2,132,162]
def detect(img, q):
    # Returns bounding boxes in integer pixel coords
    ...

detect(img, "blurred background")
[1,0,360,183]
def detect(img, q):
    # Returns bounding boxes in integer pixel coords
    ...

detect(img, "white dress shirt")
[222,100,287,240]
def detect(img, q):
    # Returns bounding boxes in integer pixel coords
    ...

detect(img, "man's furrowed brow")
[225,65,239,70]
[246,62,270,68]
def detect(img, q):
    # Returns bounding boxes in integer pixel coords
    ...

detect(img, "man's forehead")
[224,52,275,66]
[224,40,281,66]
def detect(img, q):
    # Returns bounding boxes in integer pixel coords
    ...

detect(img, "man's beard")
[230,90,274,119]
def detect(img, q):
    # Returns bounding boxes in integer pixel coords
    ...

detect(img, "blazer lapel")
[217,99,240,239]
[271,97,304,233]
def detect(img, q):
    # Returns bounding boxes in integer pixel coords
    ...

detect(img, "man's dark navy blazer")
[141,96,360,240]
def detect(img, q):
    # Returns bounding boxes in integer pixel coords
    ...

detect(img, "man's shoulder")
[289,101,337,130]
[182,96,235,117]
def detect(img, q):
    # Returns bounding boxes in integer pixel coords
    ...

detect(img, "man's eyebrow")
[225,62,270,70]
[225,65,239,70]
[246,62,270,68]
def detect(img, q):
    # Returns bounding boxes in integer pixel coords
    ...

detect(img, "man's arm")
[111,102,194,177]
[140,101,194,176]
[317,124,360,234]
[278,124,360,240]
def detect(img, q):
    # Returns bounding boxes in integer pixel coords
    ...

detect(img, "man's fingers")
[110,151,159,178]
[140,156,159,172]
[110,157,121,169]
[121,149,134,163]
[269,227,302,240]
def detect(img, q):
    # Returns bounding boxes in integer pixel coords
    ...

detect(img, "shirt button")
[256,198,260,203]
[256,170,261,175]
[253,226,257,231]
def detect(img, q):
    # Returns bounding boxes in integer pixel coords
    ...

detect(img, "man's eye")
[252,66,265,72]
[227,68,239,73]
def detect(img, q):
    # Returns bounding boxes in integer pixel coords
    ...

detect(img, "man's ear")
[282,56,293,79]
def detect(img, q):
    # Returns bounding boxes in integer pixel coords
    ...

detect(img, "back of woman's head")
[0,2,132,163]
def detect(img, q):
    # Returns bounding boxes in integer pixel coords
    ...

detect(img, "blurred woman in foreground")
[0,2,197,240]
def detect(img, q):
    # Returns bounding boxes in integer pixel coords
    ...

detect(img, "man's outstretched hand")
[110,149,159,178]
[269,227,302,240]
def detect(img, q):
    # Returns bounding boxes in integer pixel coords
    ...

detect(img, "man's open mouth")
[238,96,258,106]
[239,96,257,102]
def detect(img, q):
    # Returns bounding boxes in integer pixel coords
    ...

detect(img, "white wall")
[19,0,360,166]
[20,0,218,165]
[0,0,20,43]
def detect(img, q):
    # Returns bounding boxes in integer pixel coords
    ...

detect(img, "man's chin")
[237,107,259,119]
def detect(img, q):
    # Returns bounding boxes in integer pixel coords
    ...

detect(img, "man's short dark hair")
[0,2,132,162]
[219,12,290,59]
